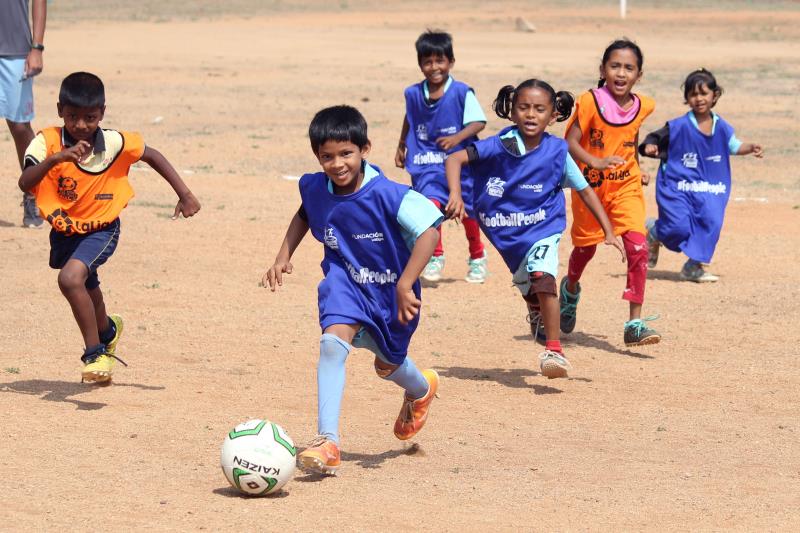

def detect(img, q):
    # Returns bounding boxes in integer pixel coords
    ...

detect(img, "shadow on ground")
[562,331,657,359]
[212,486,290,498]
[0,379,165,410]
[435,366,591,393]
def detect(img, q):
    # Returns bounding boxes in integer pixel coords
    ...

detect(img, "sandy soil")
[1,1,799,530]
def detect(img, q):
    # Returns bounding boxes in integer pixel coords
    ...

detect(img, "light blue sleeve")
[560,154,589,191]
[463,90,487,125]
[728,132,742,155]
[397,190,444,250]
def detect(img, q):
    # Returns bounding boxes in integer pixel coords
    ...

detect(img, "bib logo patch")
[682,152,699,168]
[486,177,505,197]
[584,167,604,189]
[324,227,339,250]
[57,176,78,201]
[416,124,428,141]
[589,128,604,148]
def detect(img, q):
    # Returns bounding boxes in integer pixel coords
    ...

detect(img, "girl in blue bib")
[640,69,763,282]
[445,79,623,379]
[263,106,442,475]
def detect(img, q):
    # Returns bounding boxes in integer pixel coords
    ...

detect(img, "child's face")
[510,87,557,140]
[57,104,105,143]
[316,139,371,195]
[418,53,453,86]
[599,48,642,99]
[686,83,719,116]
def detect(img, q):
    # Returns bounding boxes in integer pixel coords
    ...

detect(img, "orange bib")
[565,90,655,246]
[33,127,144,235]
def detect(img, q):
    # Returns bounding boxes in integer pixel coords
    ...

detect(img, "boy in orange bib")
[18,72,201,382]
[561,39,661,347]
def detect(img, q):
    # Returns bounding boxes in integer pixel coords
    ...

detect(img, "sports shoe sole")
[679,273,719,283]
[81,369,112,383]
[464,275,486,284]
[540,359,569,379]
[624,335,661,347]
[297,455,338,475]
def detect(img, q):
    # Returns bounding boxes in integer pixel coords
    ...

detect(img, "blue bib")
[299,167,420,363]
[404,79,478,210]
[655,113,733,263]
[469,128,567,272]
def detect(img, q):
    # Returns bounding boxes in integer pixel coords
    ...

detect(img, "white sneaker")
[680,261,719,283]
[539,350,571,379]
[422,255,445,282]
[465,252,488,283]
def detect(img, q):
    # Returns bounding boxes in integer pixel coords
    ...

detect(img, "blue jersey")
[299,167,421,364]
[655,112,734,263]
[469,128,568,272]
[404,78,478,210]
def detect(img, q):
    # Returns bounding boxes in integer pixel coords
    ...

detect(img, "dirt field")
[2,1,799,530]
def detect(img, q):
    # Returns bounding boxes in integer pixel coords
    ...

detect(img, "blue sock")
[317,333,351,444]
[384,357,429,400]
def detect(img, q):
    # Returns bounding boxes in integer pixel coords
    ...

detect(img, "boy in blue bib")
[395,30,489,283]
[445,80,622,379]
[640,69,763,282]
[264,105,442,475]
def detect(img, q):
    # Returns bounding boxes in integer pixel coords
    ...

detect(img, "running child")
[395,30,489,283]
[18,72,201,382]
[445,79,623,378]
[561,38,661,347]
[639,68,763,282]
[264,105,441,474]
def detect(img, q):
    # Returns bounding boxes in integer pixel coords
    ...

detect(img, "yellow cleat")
[82,351,127,383]
[104,314,124,356]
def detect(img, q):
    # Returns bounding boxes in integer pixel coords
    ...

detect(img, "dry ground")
[1,1,799,530]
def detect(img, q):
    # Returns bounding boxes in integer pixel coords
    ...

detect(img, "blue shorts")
[0,57,34,123]
[511,232,561,296]
[49,219,121,289]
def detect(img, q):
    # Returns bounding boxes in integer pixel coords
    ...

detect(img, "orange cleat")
[298,436,341,475]
[394,369,439,440]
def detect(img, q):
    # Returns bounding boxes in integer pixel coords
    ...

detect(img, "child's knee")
[374,356,399,378]
[524,271,556,304]
[57,264,88,291]
[623,232,648,264]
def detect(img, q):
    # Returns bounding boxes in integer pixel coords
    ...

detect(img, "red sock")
[429,198,445,257]
[462,217,485,259]
[545,340,563,353]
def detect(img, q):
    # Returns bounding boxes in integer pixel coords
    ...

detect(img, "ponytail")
[554,91,574,122]
[492,85,516,119]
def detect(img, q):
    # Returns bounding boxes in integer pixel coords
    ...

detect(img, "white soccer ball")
[220,419,297,496]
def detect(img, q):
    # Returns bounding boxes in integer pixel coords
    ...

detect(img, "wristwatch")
[31,43,44,51]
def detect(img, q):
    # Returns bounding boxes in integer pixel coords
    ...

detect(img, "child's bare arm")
[396,226,439,325]
[19,140,91,192]
[576,186,625,261]
[395,115,410,168]
[263,210,310,291]
[140,146,200,219]
[737,142,763,158]
[444,149,468,221]
[566,120,625,170]
[436,121,485,151]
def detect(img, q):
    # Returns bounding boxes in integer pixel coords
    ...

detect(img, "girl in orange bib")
[560,39,661,347]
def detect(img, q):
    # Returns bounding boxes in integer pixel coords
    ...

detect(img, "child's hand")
[643,144,659,157]
[436,135,458,151]
[173,191,201,219]
[592,155,625,170]
[263,260,293,291]
[752,144,764,158]
[641,171,651,186]
[444,194,465,222]
[396,282,421,325]
[57,140,92,164]
[605,234,626,262]
[394,145,406,168]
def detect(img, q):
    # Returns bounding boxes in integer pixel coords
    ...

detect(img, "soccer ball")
[220,419,297,496]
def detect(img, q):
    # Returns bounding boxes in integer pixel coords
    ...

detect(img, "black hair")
[308,105,369,154]
[59,72,105,108]
[415,30,455,62]
[492,79,574,122]
[683,68,723,106]
[598,38,644,88]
